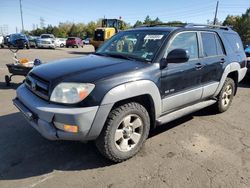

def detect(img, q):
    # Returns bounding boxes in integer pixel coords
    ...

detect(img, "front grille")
[25,73,50,100]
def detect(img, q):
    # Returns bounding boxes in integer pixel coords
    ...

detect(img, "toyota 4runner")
[13,24,247,162]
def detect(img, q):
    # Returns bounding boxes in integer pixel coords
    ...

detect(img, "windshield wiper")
[106,53,150,62]
[105,53,135,60]
[93,52,108,57]
[94,52,149,63]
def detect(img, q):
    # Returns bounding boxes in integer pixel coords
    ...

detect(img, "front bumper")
[14,84,102,141]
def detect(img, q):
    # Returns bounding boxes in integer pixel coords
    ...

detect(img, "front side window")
[167,32,199,60]
[97,31,169,62]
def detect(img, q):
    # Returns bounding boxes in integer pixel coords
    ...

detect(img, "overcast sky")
[0,0,249,34]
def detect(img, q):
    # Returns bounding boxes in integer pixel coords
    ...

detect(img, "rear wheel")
[96,102,150,162]
[214,77,235,113]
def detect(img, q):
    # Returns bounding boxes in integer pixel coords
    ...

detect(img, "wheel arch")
[227,71,238,95]
[87,80,161,139]
[214,62,241,96]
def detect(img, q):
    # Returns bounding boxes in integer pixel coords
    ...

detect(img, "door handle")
[220,58,226,64]
[195,63,204,70]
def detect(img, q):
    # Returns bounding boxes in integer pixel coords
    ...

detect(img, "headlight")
[50,83,95,104]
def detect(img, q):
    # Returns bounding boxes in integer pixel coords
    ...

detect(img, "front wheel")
[96,102,150,162]
[214,77,235,113]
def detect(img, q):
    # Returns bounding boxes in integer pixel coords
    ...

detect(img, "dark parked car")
[83,37,90,45]
[8,33,30,49]
[66,37,83,48]
[14,23,247,162]
[27,35,39,48]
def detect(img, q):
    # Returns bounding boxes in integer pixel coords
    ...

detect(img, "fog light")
[54,121,78,133]
[63,125,78,133]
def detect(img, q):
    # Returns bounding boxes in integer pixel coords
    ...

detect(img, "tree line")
[223,8,250,46]
[26,8,250,45]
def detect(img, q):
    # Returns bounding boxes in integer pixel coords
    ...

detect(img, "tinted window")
[224,33,244,53]
[168,32,198,59]
[215,35,224,55]
[201,33,217,57]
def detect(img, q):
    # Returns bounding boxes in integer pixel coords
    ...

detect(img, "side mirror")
[166,49,190,64]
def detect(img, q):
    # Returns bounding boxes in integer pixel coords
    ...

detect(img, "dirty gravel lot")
[0,47,249,188]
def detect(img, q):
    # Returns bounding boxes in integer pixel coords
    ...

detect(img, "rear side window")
[201,32,225,57]
[215,35,224,55]
[201,33,217,57]
[224,33,244,53]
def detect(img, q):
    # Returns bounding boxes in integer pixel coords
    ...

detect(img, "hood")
[30,54,149,86]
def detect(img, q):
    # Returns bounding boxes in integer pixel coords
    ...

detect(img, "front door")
[160,31,203,113]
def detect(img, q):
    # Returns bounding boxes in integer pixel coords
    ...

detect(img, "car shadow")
[0,106,218,180]
[0,81,22,90]
[0,112,113,180]
[149,106,217,138]
[239,77,250,88]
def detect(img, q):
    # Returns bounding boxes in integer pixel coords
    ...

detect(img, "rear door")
[199,32,225,99]
[161,31,203,113]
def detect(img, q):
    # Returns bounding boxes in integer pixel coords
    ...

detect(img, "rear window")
[67,38,75,40]
[224,33,244,53]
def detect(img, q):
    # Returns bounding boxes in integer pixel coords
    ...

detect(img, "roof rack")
[134,22,186,28]
[135,23,231,30]
[184,23,231,30]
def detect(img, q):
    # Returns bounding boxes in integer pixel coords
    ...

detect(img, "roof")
[128,23,234,33]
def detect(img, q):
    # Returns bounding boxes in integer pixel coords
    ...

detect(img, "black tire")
[66,45,69,48]
[214,77,235,113]
[60,43,64,48]
[95,102,150,162]
[26,44,30,49]
[5,75,10,86]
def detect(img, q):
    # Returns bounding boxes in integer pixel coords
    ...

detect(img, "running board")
[156,100,217,125]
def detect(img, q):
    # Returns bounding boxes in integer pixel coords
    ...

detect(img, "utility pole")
[19,0,24,32]
[213,1,219,25]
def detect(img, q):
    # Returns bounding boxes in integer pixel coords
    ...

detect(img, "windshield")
[11,34,26,40]
[41,35,53,39]
[97,30,169,62]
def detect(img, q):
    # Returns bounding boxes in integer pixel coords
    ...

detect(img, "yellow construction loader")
[90,19,124,50]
